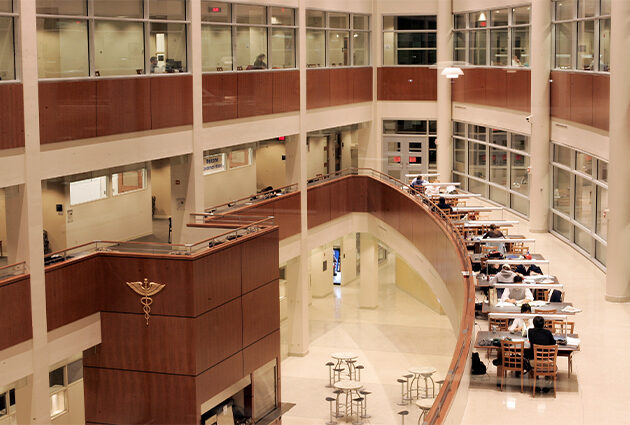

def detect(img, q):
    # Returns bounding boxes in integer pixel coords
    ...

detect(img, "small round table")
[331,352,359,381]
[408,366,436,399]
[333,380,364,418]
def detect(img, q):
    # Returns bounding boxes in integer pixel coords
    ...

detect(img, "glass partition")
[383,15,437,65]
[94,21,144,76]
[308,10,369,67]
[37,18,89,78]
[0,16,15,80]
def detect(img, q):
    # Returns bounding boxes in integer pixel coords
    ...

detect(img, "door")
[383,135,429,183]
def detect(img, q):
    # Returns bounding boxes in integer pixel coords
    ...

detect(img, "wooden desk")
[482,302,574,314]
[476,275,559,289]
[452,206,503,213]
[474,331,580,353]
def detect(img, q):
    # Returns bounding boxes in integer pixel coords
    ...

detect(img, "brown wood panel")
[398,197,416,241]
[463,68,486,104]
[307,184,332,229]
[238,72,274,118]
[0,277,32,350]
[329,178,351,221]
[347,176,369,213]
[195,352,244,411]
[150,75,193,129]
[241,229,279,294]
[202,73,238,122]
[272,70,300,113]
[0,83,24,149]
[192,244,242,316]
[195,298,243,374]
[451,73,466,102]
[242,280,279,347]
[82,312,196,375]
[329,68,353,106]
[96,77,151,136]
[84,367,196,425]
[243,329,280,375]
[352,67,373,103]
[592,73,610,131]
[39,80,97,144]
[45,256,102,331]
[551,71,571,121]
[506,69,531,112]
[272,193,301,240]
[377,67,437,101]
[570,73,593,126]
[367,179,386,223]
[381,185,401,233]
[307,69,330,109]
[484,68,507,108]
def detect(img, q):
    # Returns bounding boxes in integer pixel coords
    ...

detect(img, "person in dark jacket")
[526,315,556,360]
[436,196,452,213]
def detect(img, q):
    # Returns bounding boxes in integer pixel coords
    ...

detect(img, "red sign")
[212,7,221,12]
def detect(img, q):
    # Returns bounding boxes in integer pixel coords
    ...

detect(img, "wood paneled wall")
[306,67,373,109]
[0,275,31,351]
[0,83,25,150]
[551,71,609,131]
[451,67,531,113]
[39,75,193,144]
[203,70,299,122]
[377,67,437,101]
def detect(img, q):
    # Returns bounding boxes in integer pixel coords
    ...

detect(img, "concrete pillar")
[436,0,453,179]
[18,0,50,421]
[359,234,379,309]
[605,0,630,301]
[529,0,552,232]
[341,233,357,286]
[4,186,27,264]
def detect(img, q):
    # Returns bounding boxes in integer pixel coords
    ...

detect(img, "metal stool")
[333,368,344,384]
[397,378,409,405]
[418,367,436,398]
[403,374,414,400]
[359,390,371,419]
[352,397,364,424]
[415,398,435,424]
[347,359,357,380]
[326,362,335,387]
[325,396,337,425]
[355,364,364,381]
[398,410,409,425]
[333,389,344,418]
[434,374,445,393]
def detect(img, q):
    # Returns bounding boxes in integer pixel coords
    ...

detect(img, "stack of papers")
[566,337,581,346]
[529,300,548,307]
[562,306,582,313]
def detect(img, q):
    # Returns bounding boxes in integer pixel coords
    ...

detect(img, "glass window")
[271,28,295,69]
[553,167,572,215]
[556,0,576,20]
[597,160,608,182]
[327,31,349,66]
[600,18,610,71]
[0,17,15,80]
[149,0,186,20]
[203,152,226,174]
[384,16,436,65]
[236,26,267,70]
[454,14,466,29]
[554,144,572,166]
[236,4,266,25]
[575,175,593,228]
[490,147,507,186]
[577,20,595,70]
[490,186,509,207]
[271,7,294,26]
[469,142,487,179]
[555,22,573,69]
[50,390,66,417]
[67,359,83,384]
[37,18,89,79]
[511,153,529,195]
[352,32,369,66]
[575,226,592,253]
[511,134,529,152]
[601,0,611,15]
[595,241,607,265]
[454,31,466,62]
[353,15,369,30]
[470,11,488,29]
[596,185,608,238]
[396,16,436,30]
[150,23,187,73]
[469,125,486,141]
[329,13,349,29]
[511,193,529,216]
[94,0,143,18]
[307,30,325,67]
[491,129,507,147]
[112,169,146,196]
[491,9,509,26]
[70,176,108,205]
[454,139,466,172]
[490,30,508,65]
[202,25,232,71]
[553,214,572,239]
[512,27,529,66]
[49,367,65,389]
[453,121,466,137]
[94,21,144,76]
[37,0,86,16]
[576,151,593,175]
[306,10,325,27]
[470,30,487,65]
[578,0,597,18]
[201,1,230,23]
[229,148,252,169]
[468,178,487,196]
[0,0,10,13]
[513,6,530,25]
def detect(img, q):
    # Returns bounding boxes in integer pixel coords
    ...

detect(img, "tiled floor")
[281,201,630,425]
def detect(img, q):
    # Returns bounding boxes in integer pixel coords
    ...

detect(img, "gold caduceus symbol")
[126,278,166,326]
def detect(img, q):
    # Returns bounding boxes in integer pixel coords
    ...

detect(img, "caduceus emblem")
[126,278,166,326]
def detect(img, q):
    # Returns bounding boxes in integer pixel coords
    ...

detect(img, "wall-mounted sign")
[203,153,226,175]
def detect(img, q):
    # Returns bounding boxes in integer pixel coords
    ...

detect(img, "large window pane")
[94,0,143,18]
[271,28,295,68]
[383,30,395,65]
[490,30,508,66]
[150,23,186,73]
[113,169,145,195]
[556,0,576,20]
[513,6,530,25]
[327,31,349,66]
[576,151,593,175]
[149,0,186,20]
[600,18,610,71]
[553,214,572,239]
[271,7,294,26]
[352,32,369,66]
[553,167,572,215]
[468,178,487,196]
[329,13,349,29]
[453,121,466,137]
[470,30,487,65]
[236,26,267,69]
[601,0,611,15]
[577,20,594,70]
[37,18,89,78]
[94,21,144,76]
[595,241,607,265]
[454,14,466,29]
[596,186,608,238]
[490,147,507,186]
[575,176,593,228]
[306,10,324,27]
[202,25,232,71]
[469,142,487,179]
[491,129,507,146]
[554,144,572,166]
[512,27,529,66]
[353,15,369,30]
[597,160,608,182]
[490,186,509,207]
[396,16,436,30]
[511,153,529,195]
[0,0,10,13]
[470,11,487,29]
[469,124,486,141]
[453,139,466,173]
[491,9,509,26]
[201,1,230,23]
[306,29,325,67]
[578,0,597,18]
[575,226,592,253]
[0,17,14,80]
[511,134,529,152]
[454,31,466,62]
[555,22,573,69]
[236,4,266,25]
[511,194,529,216]
[37,0,86,15]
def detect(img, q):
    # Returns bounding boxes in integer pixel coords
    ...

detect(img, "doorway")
[383,135,429,182]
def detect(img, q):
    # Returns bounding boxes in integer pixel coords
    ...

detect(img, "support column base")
[287,349,309,357]
[359,305,378,310]
[605,294,630,303]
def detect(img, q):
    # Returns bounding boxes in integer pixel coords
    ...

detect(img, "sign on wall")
[203,153,226,175]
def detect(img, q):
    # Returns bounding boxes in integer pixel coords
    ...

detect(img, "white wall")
[256,143,287,190]
[310,243,334,298]
[307,136,327,179]
[453,0,518,13]
[42,181,67,252]
[151,159,172,218]
[14,377,85,425]
[204,163,257,208]
[0,189,6,252]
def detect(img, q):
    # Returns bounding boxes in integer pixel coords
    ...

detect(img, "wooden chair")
[532,345,558,397]
[535,308,557,314]
[553,321,576,376]
[534,288,549,301]
[489,318,509,331]
[510,242,529,255]
[500,340,525,392]
[480,245,495,256]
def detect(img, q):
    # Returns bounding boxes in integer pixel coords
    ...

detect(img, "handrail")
[0,261,28,281]
[204,183,299,214]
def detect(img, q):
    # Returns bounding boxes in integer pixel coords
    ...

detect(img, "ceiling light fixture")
[441,67,464,79]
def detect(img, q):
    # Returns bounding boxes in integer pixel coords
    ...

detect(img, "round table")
[408,366,436,399]
[333,380,364,418]
[331,352,359,381]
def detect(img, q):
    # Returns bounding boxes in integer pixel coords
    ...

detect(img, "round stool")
[355,364,365,381]
[434,374,445,393]
[325,396,337,425]
[333,389,344,418]
[397,378,409,405]
[359,390,371,419]
[333,368,344,384]
[326,362,335,387]
[418,367,436,398]
[398,410,409,425]
[403,373,414,400]
[415,398,435,424]
[352,397,364,424]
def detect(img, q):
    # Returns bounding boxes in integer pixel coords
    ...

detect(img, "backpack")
[471,352,486,375]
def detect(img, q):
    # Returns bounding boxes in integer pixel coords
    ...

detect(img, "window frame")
[0,0,18,82]
[382,14,436,66]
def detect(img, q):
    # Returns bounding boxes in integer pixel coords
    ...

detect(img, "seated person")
[509,303,533,336]
[490,264,517,284]
[482,224,504,239]
[424,184,440,196]
[500,275,533,303]
[410,176,428,191]
[435,196,453,213]
[526,315,556,360]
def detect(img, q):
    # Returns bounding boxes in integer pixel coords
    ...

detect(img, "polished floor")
[280,201,630,425]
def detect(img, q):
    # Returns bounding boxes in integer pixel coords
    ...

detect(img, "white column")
[436,0,453,179]
[528,0,552,232]
[18,0,50,421]
[359,233,379,309]
[605,0,630,301]
[341,233,357,286]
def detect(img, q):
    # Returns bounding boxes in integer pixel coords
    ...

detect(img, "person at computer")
[509,303,533,336]
[150,56,159,73]
[500,275,533,303]
[253,54,267,69]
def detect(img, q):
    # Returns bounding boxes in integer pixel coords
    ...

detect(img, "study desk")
[429,193,482,199]
[482,302,575,314]
[474,331,580,353]
[459,220,519,227]
[451,206,503,213]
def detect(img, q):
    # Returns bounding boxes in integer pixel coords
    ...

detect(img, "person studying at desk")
[508,303,533,336]
[435,196,452,213]
[500,275,533,303]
